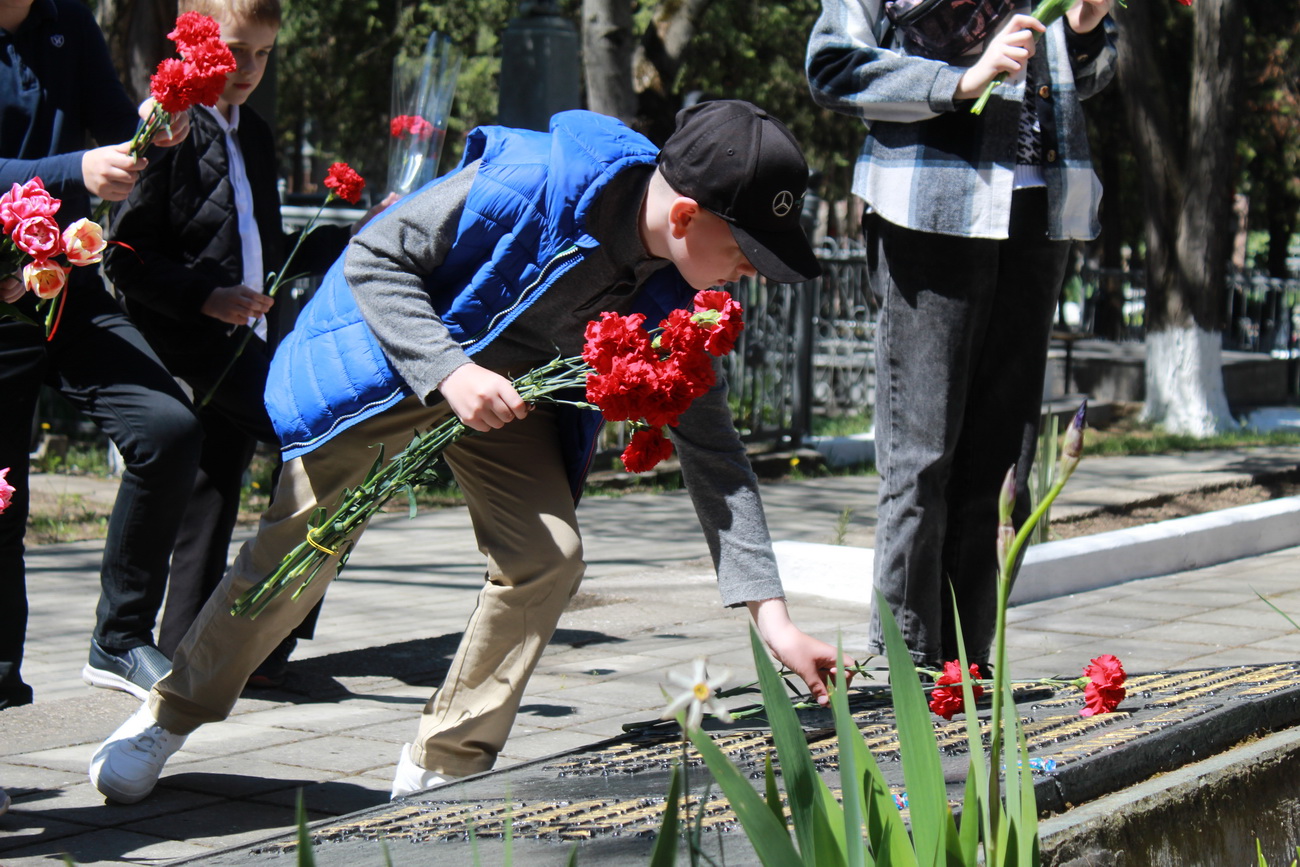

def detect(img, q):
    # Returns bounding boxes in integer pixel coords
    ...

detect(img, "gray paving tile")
[239,734,397,775]
[0,826,213,867]
[117,799,324,853]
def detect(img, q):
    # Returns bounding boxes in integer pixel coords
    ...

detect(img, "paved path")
[2,446,1300,864]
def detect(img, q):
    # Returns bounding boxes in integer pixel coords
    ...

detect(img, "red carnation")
[657,307,709,356]
[323,162,366,204]
[1080,654,1126,717]
[391,114,434,140]
[693,289,745,356]
[582,311,654,374]
[167,11,222,51]
[585,356,662,423]
[621,427,675,473]
[928,660,984,720]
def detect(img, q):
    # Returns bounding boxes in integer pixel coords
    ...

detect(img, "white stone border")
[774,495,1300,608]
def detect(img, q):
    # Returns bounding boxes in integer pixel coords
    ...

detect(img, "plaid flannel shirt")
[806,0,1117,241]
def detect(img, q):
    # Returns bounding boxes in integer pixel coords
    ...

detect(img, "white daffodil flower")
[660,657,733,732]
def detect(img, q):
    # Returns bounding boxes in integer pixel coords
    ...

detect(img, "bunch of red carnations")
[584,290,745,473]
[232,289,745,618]
[0,178,108,338]
[134,13,237,158]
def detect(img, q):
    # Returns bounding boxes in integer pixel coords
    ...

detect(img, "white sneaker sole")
[82,664,150,701]
[89,756,155,804]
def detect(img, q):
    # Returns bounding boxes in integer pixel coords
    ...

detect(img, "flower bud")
[996,522,1015,573]
[1059,400,1087,478]
[23,259,69,299]
[998,464,1016,524]
[62,218,107,267]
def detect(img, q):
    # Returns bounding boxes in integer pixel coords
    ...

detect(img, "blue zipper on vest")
[460,244,585,350]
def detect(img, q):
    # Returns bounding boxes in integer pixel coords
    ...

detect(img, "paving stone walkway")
[3,447,1300,864]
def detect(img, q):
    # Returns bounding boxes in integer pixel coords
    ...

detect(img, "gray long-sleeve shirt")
[343,162,785,607]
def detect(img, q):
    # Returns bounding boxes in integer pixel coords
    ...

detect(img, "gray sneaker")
[82,640,171,700]
[89,704,187,804]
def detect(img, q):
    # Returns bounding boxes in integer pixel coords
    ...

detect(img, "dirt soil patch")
[1049,468,1300,539]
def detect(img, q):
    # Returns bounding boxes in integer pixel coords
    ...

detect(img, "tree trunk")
[1118,0,1242,435]
[581,0,637,123]
[96,0,177,106]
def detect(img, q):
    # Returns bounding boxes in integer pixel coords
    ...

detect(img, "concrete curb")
[774,494,1300,608]
[1038,723,1300,866]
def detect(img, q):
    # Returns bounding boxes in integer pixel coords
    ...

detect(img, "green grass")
[30,442,112,476]
[810,410,873,438]
[1083,425,1300,457]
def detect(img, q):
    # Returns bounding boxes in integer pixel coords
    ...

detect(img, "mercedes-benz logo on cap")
[772,190,794,218]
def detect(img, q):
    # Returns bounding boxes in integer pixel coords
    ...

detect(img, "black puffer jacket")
[104,106,348,356]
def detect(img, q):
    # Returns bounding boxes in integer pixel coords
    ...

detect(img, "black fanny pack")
[884,0,1018,61]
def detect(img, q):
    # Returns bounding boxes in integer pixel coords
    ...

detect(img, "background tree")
[1238,1,1300,279]
[96,0,176,105]
[1117,0,1242,436]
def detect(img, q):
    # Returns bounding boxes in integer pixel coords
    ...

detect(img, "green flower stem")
[970,0,1081,114]
[231,355,593,618]
[196,194,336,410]
[986,425,1082,847]
[91,104,174,225]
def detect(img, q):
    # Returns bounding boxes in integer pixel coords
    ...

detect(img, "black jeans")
[152,332,320,658]
[0,282,201,705]
[866,189,1070,667]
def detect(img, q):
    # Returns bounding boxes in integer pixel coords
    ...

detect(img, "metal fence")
[722,237,876,447]
[279,209,1300,449]
[1077,267,1300,357]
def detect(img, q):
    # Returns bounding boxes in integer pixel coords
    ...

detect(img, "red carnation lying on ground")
[1080,653,1127,717]
[323,162,366,205]
[928,660,985,720]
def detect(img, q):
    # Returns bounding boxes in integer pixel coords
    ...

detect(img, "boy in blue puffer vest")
[90,99,855,804]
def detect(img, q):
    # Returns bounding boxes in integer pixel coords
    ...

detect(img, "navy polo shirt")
[0,0,137,222]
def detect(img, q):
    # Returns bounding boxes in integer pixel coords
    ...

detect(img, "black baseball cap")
[658,99,821,284]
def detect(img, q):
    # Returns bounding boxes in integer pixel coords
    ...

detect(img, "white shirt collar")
[202,103,240,134]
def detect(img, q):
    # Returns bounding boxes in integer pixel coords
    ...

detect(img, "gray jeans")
[867,189,1070,666]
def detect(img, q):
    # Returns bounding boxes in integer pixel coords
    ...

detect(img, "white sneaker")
[89,704,188,804]
[390,743,459,799]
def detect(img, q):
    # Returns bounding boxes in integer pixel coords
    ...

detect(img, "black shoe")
[0,684,34,710]
[246,637,297,689]
[82,640,171,701]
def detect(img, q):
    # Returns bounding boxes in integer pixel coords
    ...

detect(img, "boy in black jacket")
[104,0,385,680]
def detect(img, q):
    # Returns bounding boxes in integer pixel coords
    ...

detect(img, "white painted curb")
[774,495,1300,608]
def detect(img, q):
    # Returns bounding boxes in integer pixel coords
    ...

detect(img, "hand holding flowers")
[969,0,1193,114]
[90,12,233,222]
[231,290,746,618]
[0,178,108,338]
[196,162,368,409]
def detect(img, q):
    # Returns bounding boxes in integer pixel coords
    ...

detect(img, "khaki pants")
[151,396,585,776]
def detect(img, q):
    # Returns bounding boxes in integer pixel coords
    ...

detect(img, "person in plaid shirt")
[807,0,1117,669]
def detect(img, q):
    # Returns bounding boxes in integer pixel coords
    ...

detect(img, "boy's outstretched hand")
[747,597,855,707]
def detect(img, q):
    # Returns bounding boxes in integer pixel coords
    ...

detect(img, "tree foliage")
[97,0,1293,272]
[1238,0,1300,278]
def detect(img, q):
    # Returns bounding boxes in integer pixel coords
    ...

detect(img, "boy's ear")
[667,196,700,240]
